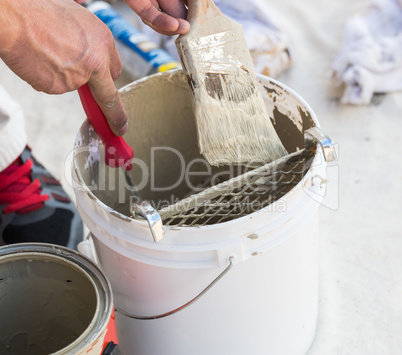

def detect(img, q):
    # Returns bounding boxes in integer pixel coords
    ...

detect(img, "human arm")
[0,0,190,135]
[0,0,127,135]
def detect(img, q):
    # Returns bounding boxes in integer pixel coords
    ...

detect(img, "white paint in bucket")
[72,70,331,355]
[0,243,118,355]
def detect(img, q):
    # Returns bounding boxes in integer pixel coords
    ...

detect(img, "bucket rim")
[72,70,322,232]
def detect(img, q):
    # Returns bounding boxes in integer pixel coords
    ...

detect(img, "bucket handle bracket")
[130,201,164,242]
[304,126,337,162]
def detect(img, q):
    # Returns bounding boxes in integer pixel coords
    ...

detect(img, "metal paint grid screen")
[158,145,315,227]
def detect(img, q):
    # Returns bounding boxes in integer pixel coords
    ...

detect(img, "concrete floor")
[1,0,401,353]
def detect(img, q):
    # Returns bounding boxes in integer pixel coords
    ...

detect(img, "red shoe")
[0,147,83,249]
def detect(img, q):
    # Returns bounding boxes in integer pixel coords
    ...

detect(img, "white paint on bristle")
[195,73,288,166]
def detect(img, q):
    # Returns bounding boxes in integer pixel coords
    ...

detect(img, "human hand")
[0,0,127,136]
[124,0,190,35]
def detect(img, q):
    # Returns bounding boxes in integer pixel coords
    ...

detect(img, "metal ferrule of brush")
[177,29,246,76]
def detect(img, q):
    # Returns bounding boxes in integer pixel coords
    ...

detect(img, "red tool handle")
[78,83,133,170]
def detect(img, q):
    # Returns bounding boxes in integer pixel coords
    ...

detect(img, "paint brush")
[176,0,288,166]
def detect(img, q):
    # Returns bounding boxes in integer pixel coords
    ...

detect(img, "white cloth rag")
[0,85,27,171]
[332,0,402,104]
[138,0,292,78]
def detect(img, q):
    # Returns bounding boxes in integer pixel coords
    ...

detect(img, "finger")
[158,0,187,19]
[88,75,128,136]
[142,15,189,35]
[110,43,123,82]
[125,0,189,35]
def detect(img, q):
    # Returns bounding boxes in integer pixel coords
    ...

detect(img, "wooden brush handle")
[186,0,222,24]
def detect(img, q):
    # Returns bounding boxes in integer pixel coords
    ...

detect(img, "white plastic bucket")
[72,70,330,355]
[0,243,119,354]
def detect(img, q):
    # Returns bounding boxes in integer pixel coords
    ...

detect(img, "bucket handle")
[115,256,235,320]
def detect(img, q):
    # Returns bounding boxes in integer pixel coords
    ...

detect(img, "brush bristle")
[175,18,288,166]
[193,73,288,166]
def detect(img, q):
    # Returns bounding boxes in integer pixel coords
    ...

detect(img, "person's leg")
[0,85,83,249]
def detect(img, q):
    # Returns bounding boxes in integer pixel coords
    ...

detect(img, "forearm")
[0,0,24,56]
